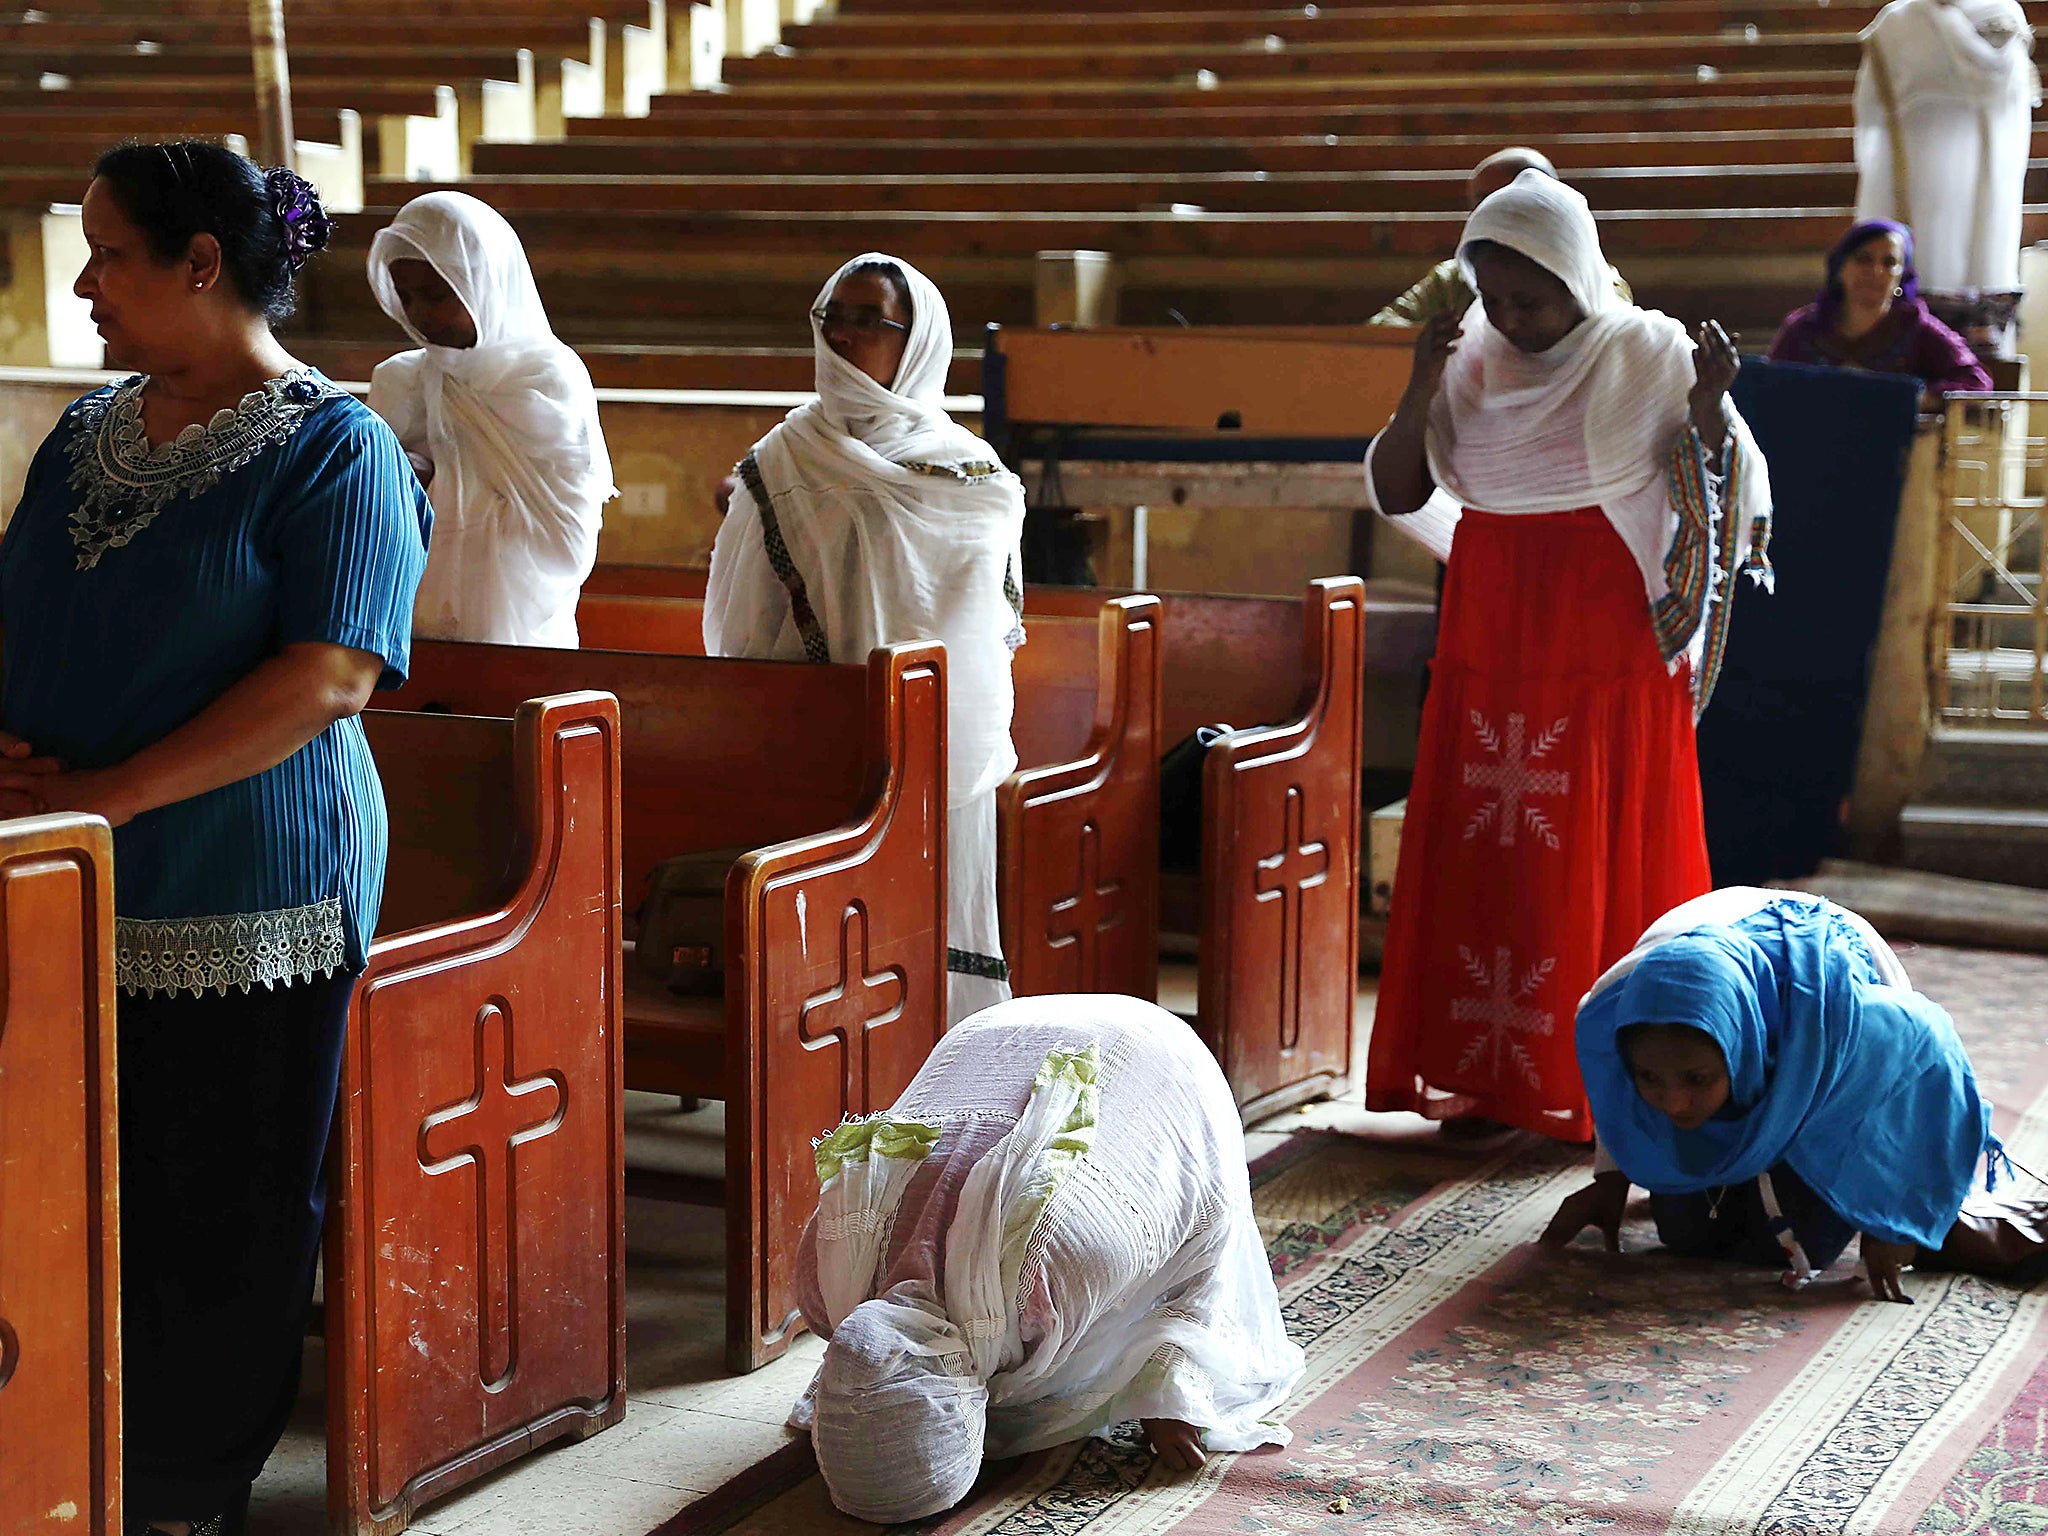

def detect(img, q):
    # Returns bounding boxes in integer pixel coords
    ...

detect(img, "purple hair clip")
[266,167,332,273]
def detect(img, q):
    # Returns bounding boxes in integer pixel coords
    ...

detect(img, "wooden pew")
[0,814,120,1536]
[373,160,2025,217]
[790,1,1911,46]
[586,93,1856,140]
[570,583,1166,1000]
[721,32,1860,85]
[378,642,947,1372]
[486,123,1984,178]
[327,692,625,1536]
[1027,581,1369,1118]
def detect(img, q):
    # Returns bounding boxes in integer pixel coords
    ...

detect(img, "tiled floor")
[245,966,1388,1535]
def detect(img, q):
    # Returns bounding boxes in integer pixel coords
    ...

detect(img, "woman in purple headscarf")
[1767,219,1992,406]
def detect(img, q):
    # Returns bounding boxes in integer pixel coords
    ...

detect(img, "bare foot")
[1143,1417,1208,1472]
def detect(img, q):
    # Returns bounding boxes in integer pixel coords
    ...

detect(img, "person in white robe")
[1854,0,2038,300]
[704,253,1027,1026]
[790,994,1304,1525]
[366,191,615,648]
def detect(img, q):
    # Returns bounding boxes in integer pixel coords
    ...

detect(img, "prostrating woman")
[0,142,430,1536]
[1363,169,1775,1142]
[367,190,613,647]
[1767,219,1995,407]
[704,253,1026,1025]
[791,994,1303,1524]
[1544,889,2048,1301]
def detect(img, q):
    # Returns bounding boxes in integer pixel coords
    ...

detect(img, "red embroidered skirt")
[1366,507,1713,1141]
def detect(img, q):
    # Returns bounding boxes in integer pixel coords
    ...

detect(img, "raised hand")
[1862,1235,1917,1304]
[1539,1173,1629,1253]
[1403,312,1463,405]
[1690,320,1740,402]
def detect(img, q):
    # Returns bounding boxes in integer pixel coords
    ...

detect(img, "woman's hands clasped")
[1540,1172,1630,1254]
[0,729,65,819]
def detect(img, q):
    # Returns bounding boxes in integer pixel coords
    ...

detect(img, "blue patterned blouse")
[0,369,431,996]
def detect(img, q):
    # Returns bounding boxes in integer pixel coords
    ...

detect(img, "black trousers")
[118,970,357,1523]
[1649,1161,1858,1273]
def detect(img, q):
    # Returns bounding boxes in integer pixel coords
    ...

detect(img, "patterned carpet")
[667,943,2048,1536]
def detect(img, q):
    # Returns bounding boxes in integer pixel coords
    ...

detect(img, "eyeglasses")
[812,305,908,337]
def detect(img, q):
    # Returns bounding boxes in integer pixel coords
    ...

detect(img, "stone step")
[1917,728,2048,806]
[1898,802,2048,889]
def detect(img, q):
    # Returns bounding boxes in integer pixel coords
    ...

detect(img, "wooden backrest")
[363,712,522,938]
[573,583,1113,770]
[0,815,119,1536]
[990,325,1412,438]
[386,644,874,908]
[1027,586,1307,741]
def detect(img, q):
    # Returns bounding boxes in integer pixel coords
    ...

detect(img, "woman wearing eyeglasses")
[704,253,1027,1026]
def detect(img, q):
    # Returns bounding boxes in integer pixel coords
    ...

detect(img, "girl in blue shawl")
[1543,889,2046,1302]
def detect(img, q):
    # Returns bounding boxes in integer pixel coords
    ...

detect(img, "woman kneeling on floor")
[790,994,1304,1525]
[1544,889,2048,1301]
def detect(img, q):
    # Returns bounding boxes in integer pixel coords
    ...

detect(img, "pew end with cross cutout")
[573,572,1167,1002]
[1026,579,1371,1121]
[0,814,120,1536]
[327,691,626,1536]
[379,640,947,1374]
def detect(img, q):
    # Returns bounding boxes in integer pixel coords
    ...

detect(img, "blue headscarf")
[1577,898,1998,1249]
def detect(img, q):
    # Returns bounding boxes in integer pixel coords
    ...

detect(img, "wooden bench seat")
[0,42,563,81]
[290,338,978,394]
[330,692,625,1536]
[0,814,120,1536]
[315,203,2048,268]
[585,92,1854,140]
[788,1,1917,47]
[722,32,1859,85]
[677,67,1854,106]
[379,641,947,1372]
[571,583,1166,999]
[368,162,2048,217]
[485,124,1964,177]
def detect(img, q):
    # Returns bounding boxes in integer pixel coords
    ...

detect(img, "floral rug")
[664,944,2048,1536]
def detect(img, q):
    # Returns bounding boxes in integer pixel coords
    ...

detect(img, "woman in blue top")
[0,143,429,1536]
[1543,889,2048,1303]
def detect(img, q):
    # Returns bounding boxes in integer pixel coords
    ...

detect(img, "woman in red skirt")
[1365,169,1774,1141]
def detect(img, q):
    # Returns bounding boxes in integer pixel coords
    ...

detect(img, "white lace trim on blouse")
[64,369,340,570]
[116,896,346,998]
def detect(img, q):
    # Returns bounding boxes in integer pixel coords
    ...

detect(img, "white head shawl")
[1425,169,1774,713]
[809,1293,989,1524]
[705,253,1027,807]
[365,191,615,648]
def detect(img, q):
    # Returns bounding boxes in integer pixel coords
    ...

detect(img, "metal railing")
[1935,393,2048,729]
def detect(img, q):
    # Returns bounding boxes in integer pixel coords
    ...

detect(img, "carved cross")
[1254,786,1331,1052]
[419,1003,566,1389]
[1047,820,1126,989]
[801,904,905,1121]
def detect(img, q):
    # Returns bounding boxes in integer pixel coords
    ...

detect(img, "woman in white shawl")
[790,994,1303,1524]
[1363,169,1774,1144]
[366,191,614,648]
[705,253,1027,1026]
[1854,0,2037,299]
